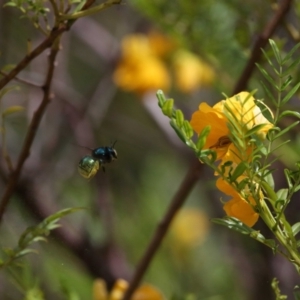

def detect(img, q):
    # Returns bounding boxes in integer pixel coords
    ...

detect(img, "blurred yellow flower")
[113,34,170,95]
[170,208,209,248]
[93,278,165,300]
[173,50,215,92]
[190,92,273,163]
[216,177,259,227]
[147,31,175,57]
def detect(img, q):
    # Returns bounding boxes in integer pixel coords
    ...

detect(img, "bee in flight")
[78,142,118,179]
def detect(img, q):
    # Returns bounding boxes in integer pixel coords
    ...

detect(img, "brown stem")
[0,25,68,90]
[0,39,61,222]
[233,0,292,94]
[122,162,203,300]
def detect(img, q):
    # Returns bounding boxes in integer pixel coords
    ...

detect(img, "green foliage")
[0,207,83,269]
[212,217,277,251]
[271,278,287,300]
[4,0,51,32]
[158,39,300,278]
[157,90,215,161]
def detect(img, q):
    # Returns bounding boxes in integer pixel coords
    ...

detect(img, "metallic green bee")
[78,143,118,179]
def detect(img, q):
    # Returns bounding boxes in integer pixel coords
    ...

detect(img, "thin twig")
[122,162,203,300]
[0,71,42,88]
[233,0,292,94]
[0,25,68,90]
[0,39,61,222]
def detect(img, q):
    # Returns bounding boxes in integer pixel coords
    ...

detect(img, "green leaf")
[256,63,279,90]
[15,248,38,258]
[280,75,292,91]
[282,57,300,76]
[278,110,300,120]
[271,278,287,300]
[2,105,24,118]
[276,188,288,201]
[292,222,300,236]
[261,48,280,76]
[293,285,300,300]
[263,172,275,189]
[156,89,166,108]
[182,120,193,139]
[282,42,300,64]
[212,217,277,250]
[281,82,300,105]
[0,85,19,101]
[196,125,210,151]
[245,124,270,138]
[260,81,277,106]
[230,162,247,182]
[269,39,282,64]
[162,99,174,117]
[175,109,184,127]
[272,121,299,140]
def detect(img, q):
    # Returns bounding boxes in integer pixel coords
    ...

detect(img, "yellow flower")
[170,208,209,248]
[190,92,273,162]
[113,55,170,95]
[93,278,165,300]
[173,50,215,92]
[147,31,175,57]
[216,177,259,227]
[113,34,170,95]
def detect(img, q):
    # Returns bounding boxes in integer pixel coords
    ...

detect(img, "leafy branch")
[0,207,83,269]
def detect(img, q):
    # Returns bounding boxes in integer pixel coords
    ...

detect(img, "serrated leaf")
[2,106,24,118]
[281,82,300,105]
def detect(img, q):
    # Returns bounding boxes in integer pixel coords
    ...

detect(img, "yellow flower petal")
[223,197,259,227]
[170,208,209,248]
[216,177,259,227]
[173,50,215,92]
[190,92,273,163]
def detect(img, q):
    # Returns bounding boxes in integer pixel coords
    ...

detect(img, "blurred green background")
[1,0,300,299]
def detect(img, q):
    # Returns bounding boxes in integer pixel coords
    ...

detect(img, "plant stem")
[0,38,61,222]
[233,0,292,93]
